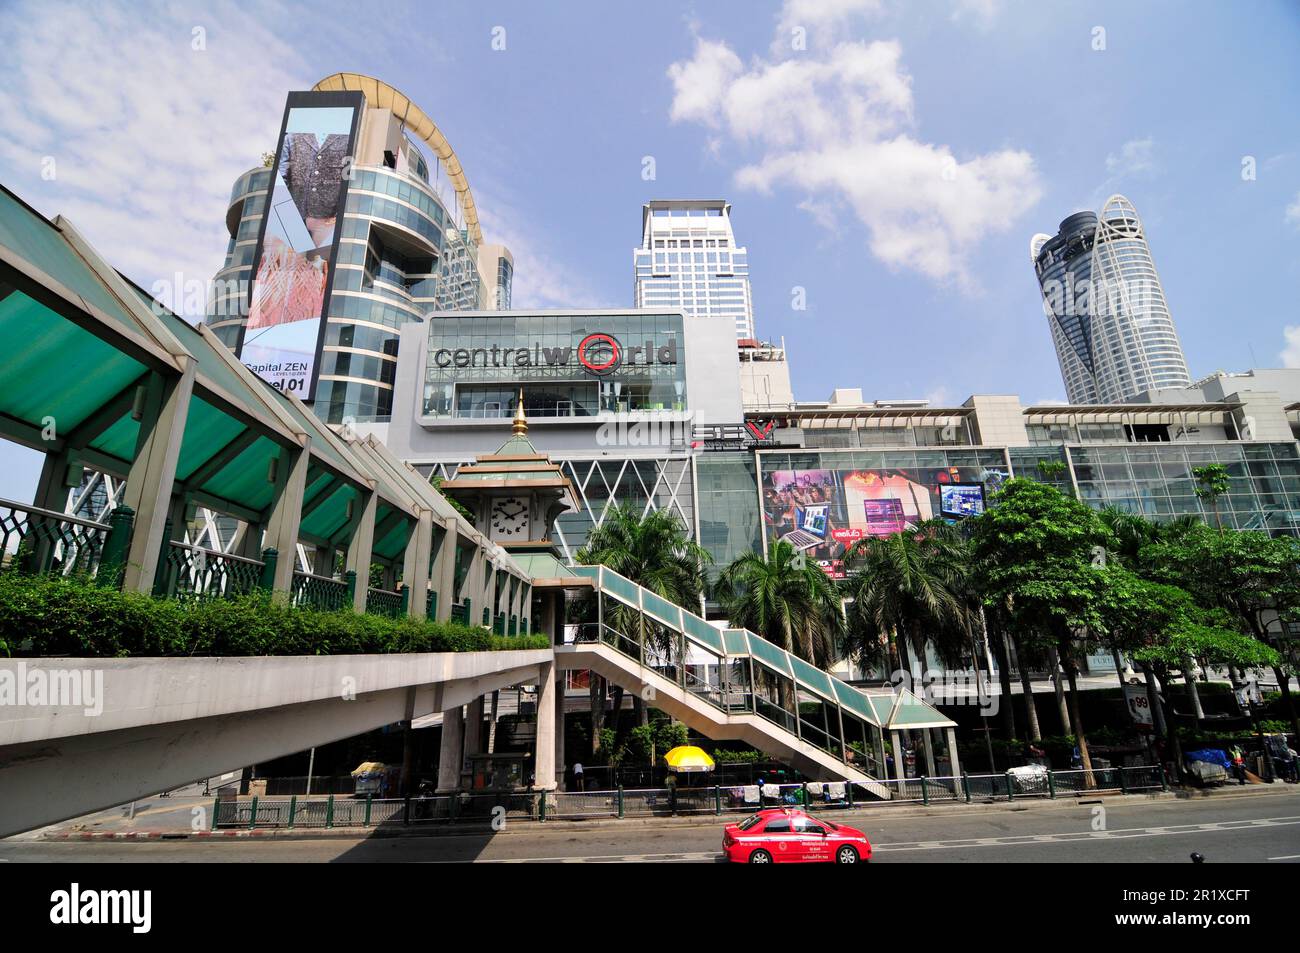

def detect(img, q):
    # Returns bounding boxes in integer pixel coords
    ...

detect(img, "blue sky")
[1,0,1299,500]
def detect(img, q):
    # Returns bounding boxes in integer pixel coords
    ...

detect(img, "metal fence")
[0,497,112,577]
[210,765,1167,830]
[155,540,263,599]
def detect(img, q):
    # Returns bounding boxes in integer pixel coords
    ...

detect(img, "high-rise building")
[1031,194,1191,404]
[204,72,510,425]
[634,199,755,340]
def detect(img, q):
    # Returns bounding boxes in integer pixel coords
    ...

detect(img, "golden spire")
[512,388,528,437]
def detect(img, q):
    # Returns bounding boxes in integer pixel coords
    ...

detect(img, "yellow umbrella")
[663,745,715,773]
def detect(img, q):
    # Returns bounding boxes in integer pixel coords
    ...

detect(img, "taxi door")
[793,815,832,862]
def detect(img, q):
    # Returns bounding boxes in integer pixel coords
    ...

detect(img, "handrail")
[293,569,345,584]
[0,496,110,531]
[168,539,264,567]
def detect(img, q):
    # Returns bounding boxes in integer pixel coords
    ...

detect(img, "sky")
[1,0,1299,502]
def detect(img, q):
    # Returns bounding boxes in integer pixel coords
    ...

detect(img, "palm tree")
[842,519,969,684]
[715,539,844,669]
[576,503,711,749]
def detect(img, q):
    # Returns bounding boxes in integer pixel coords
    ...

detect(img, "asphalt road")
[3,789,1298,863]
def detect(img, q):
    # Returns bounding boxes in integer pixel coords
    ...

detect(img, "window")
[763,819,791,833]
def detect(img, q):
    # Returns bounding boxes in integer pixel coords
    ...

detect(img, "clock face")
[489,496,529,540]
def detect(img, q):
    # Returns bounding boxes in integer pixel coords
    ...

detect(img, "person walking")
[572,761,584,792]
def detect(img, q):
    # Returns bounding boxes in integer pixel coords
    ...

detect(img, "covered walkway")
[0,183,530,626]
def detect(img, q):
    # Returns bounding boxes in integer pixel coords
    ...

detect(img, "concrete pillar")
[32,448,77,514]
[404,508,434,619]
[312,545,333,576]
[554,673,566,790]
[945,726,961,780]
[487,690,500,754]
[534,660,557,790]
[430,521,456,621]
[263,439,310,596]
[121,361,196,594]
[464,696,485,757]
[890,729,906,782]
[436,705,465,792]
[922,727,937,777]
[345,488,378,612]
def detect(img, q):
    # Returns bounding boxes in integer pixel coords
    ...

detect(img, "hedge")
[0,573,549,658]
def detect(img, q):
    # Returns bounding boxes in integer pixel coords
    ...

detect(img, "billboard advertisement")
[238,91,364,400]
[761,463,1007,578]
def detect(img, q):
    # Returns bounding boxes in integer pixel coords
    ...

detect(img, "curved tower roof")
[313,72,483,245]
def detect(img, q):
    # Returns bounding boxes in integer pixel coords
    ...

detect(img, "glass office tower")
[205,73,510,424]
[634,199,755,340]
[1031,194,1191,404]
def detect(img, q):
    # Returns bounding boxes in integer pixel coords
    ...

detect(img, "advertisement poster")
[239,92,362,400]
[761,463,1007,578]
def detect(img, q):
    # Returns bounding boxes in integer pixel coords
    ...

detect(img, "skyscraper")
[634,199,755,340]
[205,72,510,425]
[1031,194,1191,404]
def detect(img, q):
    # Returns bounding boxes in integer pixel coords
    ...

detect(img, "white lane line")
[1268,854,1300,860]
[873,816,1300,852]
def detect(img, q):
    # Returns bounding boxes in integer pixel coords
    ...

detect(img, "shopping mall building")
[358,309,1300,604]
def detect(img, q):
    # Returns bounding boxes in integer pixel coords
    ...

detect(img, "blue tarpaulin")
[1185,748,1231,769]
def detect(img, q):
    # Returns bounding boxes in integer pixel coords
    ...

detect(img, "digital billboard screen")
[238,91,363,400]
[762,463,1006,578]
[939,483,986,518]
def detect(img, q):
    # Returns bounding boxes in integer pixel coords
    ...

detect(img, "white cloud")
[668,18,1041,288]
[0,0,313,317]
[1286,191,1300,229]
[950,0,1004,28]
[774,0,885,53]
[1105,137,1158,178]
[1282,325,1300,369]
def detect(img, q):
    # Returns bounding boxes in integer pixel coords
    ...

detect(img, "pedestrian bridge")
[0,650,551,837]
[555,564,958,797]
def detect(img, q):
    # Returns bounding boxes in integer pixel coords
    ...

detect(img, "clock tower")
[436,391,577,560]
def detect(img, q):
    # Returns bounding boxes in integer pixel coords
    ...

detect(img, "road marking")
[1268,854,1300,861]
[450,850,724,864]
[873,816,1300,852]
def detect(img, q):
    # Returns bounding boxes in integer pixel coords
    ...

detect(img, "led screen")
[940,483,986,518]
[239,93,362,399]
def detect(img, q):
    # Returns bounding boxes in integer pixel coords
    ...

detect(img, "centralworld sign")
[432,333,678,376]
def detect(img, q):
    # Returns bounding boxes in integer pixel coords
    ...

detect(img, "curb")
[44,785,1269,842]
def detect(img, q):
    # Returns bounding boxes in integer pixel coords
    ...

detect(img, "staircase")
[553,565,948,798]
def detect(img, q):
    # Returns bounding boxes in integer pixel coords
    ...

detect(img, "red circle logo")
[578,333,620,374]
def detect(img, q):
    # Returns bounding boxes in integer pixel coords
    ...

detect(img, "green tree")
[1192,463,1231,530]
[970,478,1114,777]
[576,503,711,753]
[842,519,970,681]
[716,539,844,669]
[1143,524,1300,738]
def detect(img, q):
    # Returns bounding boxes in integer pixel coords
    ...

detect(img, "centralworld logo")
[577,332,620,375]
[431,332,677,376]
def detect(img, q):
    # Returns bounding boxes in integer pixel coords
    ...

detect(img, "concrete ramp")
[0,651,549,837]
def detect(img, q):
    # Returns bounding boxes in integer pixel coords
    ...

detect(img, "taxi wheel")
[748,849,773,864]
[835,846,859,864]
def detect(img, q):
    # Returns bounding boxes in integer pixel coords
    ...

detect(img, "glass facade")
[1019,442,1300,534]
[422,312,688,419]
[695,452,762,580]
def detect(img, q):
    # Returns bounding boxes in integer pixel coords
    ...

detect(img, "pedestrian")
[572,761,584,792]
[1285,745,1299,784]
[1230,745,1246,785]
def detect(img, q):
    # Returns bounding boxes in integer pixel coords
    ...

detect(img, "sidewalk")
[35,783,1298,842]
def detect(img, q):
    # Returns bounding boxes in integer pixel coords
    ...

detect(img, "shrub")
[0,573,548,658]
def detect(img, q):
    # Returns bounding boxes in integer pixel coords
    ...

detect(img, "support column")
[403,508,434,619]
[263,438,310,597]
[464,696,485,758]
[431,521,456,621]
[534,660,557,790]
[922,727,937,777]
[891,729,906,782]
[554,673,566,790]
[945,726,961,780]
[436,705,465,792]
[121,361,195,594]
[345,487,378,613]
[487,689,500,754]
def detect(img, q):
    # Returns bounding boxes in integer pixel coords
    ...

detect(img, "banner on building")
[238,90,364,401]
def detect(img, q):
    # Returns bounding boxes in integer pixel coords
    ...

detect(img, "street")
[3,789,1298,864]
